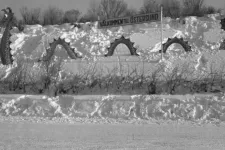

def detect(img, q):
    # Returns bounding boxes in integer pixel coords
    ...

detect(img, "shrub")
[0,60,31,93]
[84,0,130,21]
[202,6,219,15]
[42,6,64,25]
[139,0,160,14]
[125,8,138,16]
[78,15,96,23]
[147,65,164,94]
[161,63,193,94]
[19,6,41,25]
[63,9,81,24]
[182,0,205,17]
[35,57,64,96]
[162,0,181,18]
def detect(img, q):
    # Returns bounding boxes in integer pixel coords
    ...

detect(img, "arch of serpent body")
[39,38,82,62]
[220,18,225,50]
[104,35,139,57]
[159,37,192,53]
[221,17,225,31]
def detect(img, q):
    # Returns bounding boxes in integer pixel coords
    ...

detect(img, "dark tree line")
[13,0,222,26]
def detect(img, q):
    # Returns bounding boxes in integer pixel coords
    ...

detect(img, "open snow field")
[0,121,225,150]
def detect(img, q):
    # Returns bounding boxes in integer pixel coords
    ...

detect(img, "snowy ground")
[0,121,225,150]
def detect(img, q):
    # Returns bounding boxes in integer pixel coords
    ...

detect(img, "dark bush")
[20,6,41,25]
[63,9,81,23]
[42,6,64,25]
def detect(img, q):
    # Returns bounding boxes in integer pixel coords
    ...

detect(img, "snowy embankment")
[0,13,225,76]
[0,94,225,124]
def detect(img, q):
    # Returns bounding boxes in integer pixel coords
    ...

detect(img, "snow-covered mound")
[0,14,225,86]
[0,14,224,77]
[0,94,225,123]
[0,14,224,60]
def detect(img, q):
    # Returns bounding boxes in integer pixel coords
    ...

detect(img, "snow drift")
[0,14,225,76]
[1,94,225,123]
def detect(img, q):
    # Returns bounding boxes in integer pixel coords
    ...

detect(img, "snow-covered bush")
[146,64,164,94]
[19,6,41,25]
[1,60,31,93]
[0,57,225,95]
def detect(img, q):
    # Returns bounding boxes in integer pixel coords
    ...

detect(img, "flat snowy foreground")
[0,121,225,150]
[1,94,225,149]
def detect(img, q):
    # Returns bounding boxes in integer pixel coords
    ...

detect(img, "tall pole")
[161,5,163,60]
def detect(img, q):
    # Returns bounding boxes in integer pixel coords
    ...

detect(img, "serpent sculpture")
[220,17,225,50]
[0,7,17,65]
[220,39,225,50]
[159,37,192,53]
[221,17,225,31]
[0,7,24,65]
[104,36,139,57]
[0,7,80,64]
[39,37,82,62]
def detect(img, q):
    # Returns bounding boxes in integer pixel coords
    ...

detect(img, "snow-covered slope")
[0,14,224,76]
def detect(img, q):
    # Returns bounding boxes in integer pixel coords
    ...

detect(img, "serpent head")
[6,7,12,13]
[0,7,15,27]
[2,7,14,21]
[5,7,14,21]
[0,7,23,31]
[0,9,8,27]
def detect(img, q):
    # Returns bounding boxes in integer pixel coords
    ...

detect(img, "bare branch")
[42,6,64,25]
[20,6,40,25]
